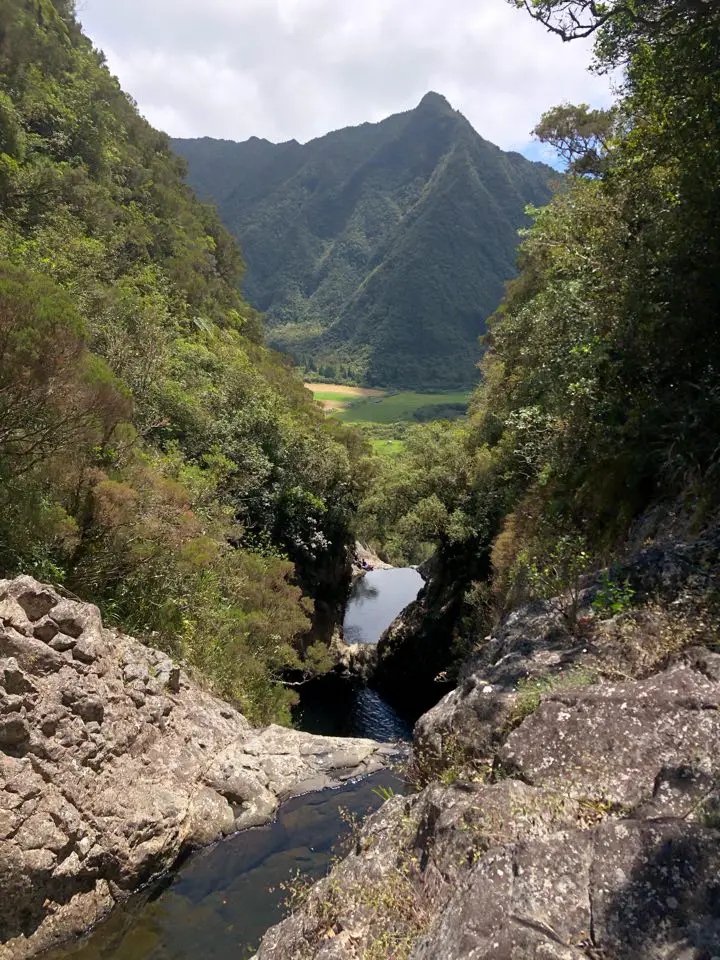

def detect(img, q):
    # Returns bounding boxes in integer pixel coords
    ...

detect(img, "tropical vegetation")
[173,94,554,390]
[361,0,720,621]
[0,0,371,723]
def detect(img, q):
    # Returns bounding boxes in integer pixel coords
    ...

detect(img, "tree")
[533,103,617,175]
[0,262,128,479]
[511,0,720,49]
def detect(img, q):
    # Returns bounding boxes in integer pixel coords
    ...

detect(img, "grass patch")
[507,666,598,731]
[370,438,405,458]
[337,391,472,424]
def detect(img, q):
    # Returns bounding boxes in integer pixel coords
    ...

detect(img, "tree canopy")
[0,0,370,723]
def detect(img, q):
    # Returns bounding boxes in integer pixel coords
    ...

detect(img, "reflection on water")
[45,771,405,960]
[343,568,424,646]
[294,683,412,742]
[293,568,423,741]
[349,575,380,604]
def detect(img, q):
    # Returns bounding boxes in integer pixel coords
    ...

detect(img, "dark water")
[292,567,424,741]
[46,771,405,960]
[294,683,412,741]
[343,567,424,645]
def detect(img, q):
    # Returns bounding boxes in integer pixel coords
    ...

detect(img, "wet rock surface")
[372,544,488,714]
[253,532,720,959]
[0,576,395,960]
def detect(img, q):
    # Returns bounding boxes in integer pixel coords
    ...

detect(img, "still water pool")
[293,567,424,741]
[343,567,424,645]
[46,771,405,960]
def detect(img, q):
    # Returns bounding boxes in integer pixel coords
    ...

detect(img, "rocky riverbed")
[0,576,395,960]
[252,528,720,959]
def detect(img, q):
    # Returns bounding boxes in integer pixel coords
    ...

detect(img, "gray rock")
[412,819,720,960]
[252,529,720,960]
[254,651,720,960]
[15,589,58,623]
[499,664,720,810]
[167,666,181,693]
[0,577,394,960]
[0,659,37,696]
[0,717,30,748]
[32,621,58,644]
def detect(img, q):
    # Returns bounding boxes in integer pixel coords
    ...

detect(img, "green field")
[370,438,405,457]
[311,390,357,402]
[304,383,386,412]
[336,391,471,424]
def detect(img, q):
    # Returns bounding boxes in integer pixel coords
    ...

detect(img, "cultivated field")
[369,438,405,457]
[304,383,387,412]
[336,390,471,424]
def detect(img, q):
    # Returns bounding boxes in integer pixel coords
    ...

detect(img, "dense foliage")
[173,93,554,390]
[0,0,369,723]
[362,0,720,623]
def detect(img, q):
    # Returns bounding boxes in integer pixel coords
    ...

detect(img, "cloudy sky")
[77,0,614,161]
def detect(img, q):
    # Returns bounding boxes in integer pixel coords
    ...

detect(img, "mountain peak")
[174,102,555,389]
[416,91,453,112]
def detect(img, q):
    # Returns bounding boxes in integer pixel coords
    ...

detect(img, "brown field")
[305,383,387,412]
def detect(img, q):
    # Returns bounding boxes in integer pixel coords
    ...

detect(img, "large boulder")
[414,526,720,774]
[253,651,720,960]
[0,576,395,960]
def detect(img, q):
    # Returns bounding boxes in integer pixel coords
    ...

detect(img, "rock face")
[253,531,720,959]
[351,543,392,581]
[0,576,395,960]
[372,543,489,714]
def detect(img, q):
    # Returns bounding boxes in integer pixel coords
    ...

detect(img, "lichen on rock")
[252,531,720,960]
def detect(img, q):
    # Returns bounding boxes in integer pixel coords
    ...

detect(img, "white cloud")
[77,0,613,153]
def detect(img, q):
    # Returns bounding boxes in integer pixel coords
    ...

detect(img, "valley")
[305,382,471,424]
[305,382,473,458]
[303,383,387,413]
[1,3,719,960]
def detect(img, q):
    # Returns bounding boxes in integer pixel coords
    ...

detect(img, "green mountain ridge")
[173,94,556,388]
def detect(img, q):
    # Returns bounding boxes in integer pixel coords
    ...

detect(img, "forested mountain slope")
[0,0,368,723]
[358,0,720,690]
[173,94,555,388]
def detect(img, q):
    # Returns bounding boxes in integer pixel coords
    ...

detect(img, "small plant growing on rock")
[271,867,316,914]
[592,570,636,617]
[372,784,397,802]
[507,666,598,731]
[520,533,593,633]
[701,796,720,830]
[407,732,490,790]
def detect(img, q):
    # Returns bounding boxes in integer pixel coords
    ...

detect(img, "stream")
[45,771,404,960]
[48,568,422,960]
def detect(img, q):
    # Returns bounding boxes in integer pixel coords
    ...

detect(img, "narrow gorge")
[0,554,425,959]
[3,529,720,960]
[1,1,719,959]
